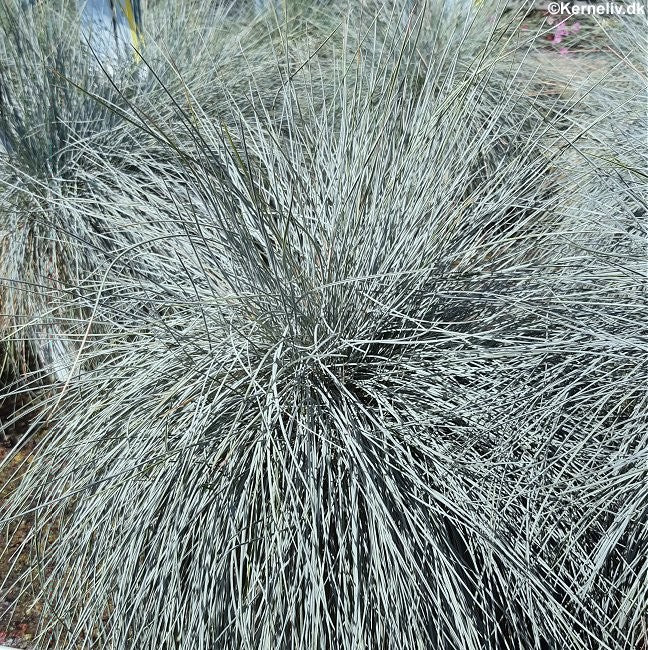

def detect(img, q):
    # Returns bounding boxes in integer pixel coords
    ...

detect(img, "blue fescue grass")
[1,2,646,649]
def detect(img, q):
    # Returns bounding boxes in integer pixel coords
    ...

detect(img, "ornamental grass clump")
[0,0,532,384]
[0,0,299,383]
[0,0,173,382]
[2,2,647,649]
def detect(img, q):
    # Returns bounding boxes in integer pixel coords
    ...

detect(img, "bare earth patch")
[1,440,39,649]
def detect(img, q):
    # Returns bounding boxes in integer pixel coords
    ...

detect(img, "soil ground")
[0,439,39,649]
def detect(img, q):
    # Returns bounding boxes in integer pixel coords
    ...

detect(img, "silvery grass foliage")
[2,1,648,649]
[0,0,400,383]
[0,0,164,382]
[0,0,282,384]
[0,0,532,395]
[528,10,648,175]
[523,11,647,317]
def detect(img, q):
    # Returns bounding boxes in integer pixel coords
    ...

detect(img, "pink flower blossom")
[571,21,581,33]
[559,47,570,55]
[552,21,570,44]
